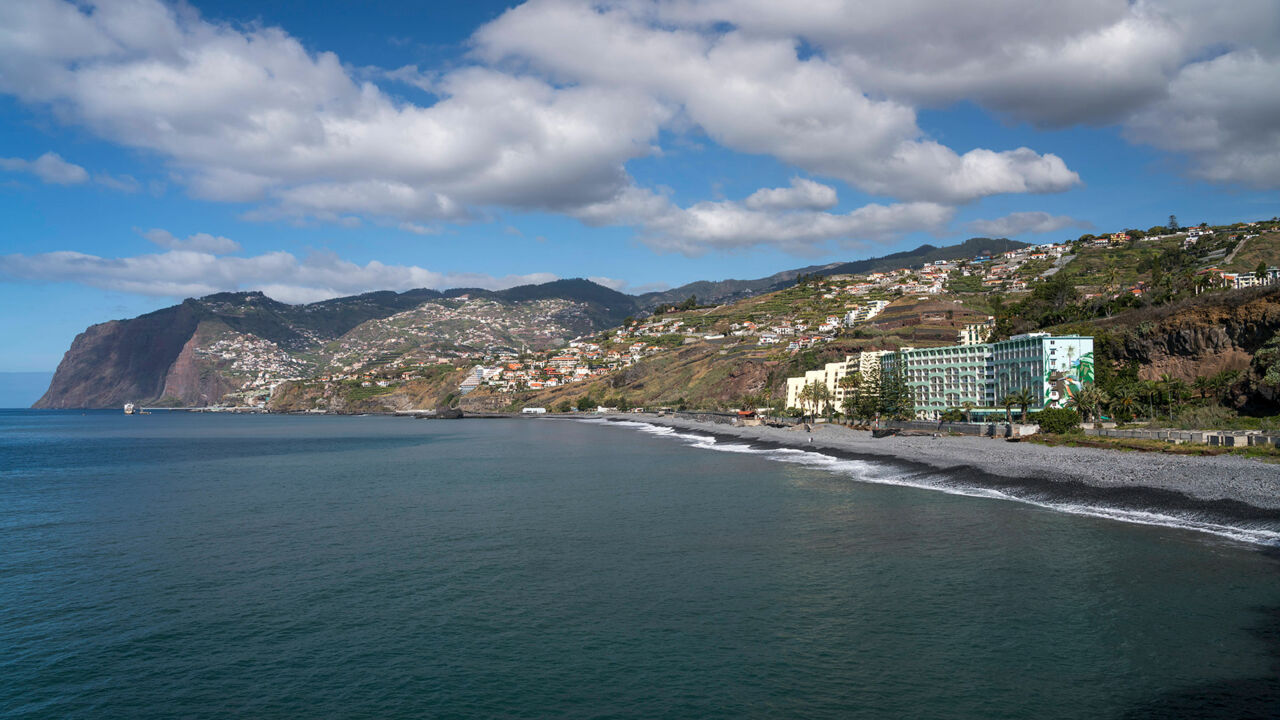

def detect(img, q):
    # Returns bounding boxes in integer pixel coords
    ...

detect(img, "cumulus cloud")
[0,0,1081,247]
[474,1,1079,204]
[745,178,838,211]
[654,0,1280,188]
[0,0,668,227]
[0,248,558,305]
[0,150,144,191]
[0,152,89,185]
[967,211,1090,237]
[573,185,953,255]
[1,0,1272,256]
[141,228,241,254]
[1125,49,1280,188]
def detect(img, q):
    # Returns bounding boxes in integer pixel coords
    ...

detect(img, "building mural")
[1044,351,1093,408]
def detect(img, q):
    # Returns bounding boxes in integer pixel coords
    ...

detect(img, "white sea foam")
[590,419,1280,548]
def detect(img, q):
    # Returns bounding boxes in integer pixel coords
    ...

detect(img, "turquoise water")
[2,411,1279,718]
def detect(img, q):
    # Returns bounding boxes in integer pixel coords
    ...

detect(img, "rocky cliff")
[34,281,639,409]
[1089,287,1280,379]
[34,302,205,409]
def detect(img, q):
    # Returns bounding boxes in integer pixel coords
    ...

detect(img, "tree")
[576,394,595,412]
[797,382,814,419]
[1141,379,1164,420]
[1111,386,1138,422]
[1168,214,1179,231]
[1166,377,1190,418]
[1192,375,1212,400]
[961,401,976,423]
[1210,369,1242,404]
[839,373,863,421]
[1069,385,1107,423]
[1032,407,1081,434]
[798,380,831,421]
[1156,373,1184,420]
[812,382,834,421]
[1009,387,1036,423]
[1257,262,1269,280]
[1000,394,1017,424]
[555,399,572,413]
[878,355,913,420]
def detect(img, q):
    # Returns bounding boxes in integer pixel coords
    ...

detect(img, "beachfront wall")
[880,333,1094,421]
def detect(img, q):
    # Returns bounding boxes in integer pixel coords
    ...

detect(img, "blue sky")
[1,0,1277,373]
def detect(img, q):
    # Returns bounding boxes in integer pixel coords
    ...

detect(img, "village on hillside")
[183,218,1280,426]
[450,220,1279,407]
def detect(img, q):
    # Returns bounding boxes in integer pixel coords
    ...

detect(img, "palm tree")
[1192,375,1212,400]
[1009,387,1036,423]
[839,373,862,422]
[801,380,831,421]
[797,382,814,420]
[1111,386,1138,421]
[1000,394,1017,424]
[1166,378,1190,419]
[1072,385,1108,424]
[1157,373,1181,420]
[1138,379,1161,420]
[961,401,976,424]
[814,383,834,421]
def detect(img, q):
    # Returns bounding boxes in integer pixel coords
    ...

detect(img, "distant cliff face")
[34,282,639,409]
[34,303,205,409]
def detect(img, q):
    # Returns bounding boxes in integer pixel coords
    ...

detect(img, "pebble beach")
[614,414,1280,518]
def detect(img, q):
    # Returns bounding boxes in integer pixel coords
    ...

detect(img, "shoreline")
[599,413,1280,541]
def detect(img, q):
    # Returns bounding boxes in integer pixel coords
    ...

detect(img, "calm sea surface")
[2,410,1279,719]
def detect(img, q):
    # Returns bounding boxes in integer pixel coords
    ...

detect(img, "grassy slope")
[1224,231,1280,273]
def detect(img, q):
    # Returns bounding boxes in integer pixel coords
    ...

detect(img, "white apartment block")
[785,350,893,413]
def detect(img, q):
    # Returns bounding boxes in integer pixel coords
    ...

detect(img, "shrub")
[1031,407,1081,434]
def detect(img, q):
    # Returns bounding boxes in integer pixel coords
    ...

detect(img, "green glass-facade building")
[880,333,1094,420]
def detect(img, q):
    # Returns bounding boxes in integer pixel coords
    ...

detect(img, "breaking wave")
[587,419,1280,548]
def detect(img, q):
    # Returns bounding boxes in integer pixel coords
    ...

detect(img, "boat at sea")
[123,403,135,415]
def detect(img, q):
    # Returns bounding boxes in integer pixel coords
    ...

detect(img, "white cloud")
[587,275,627,291]
[573,185,953,255]
[0,150,144,191]
[0,151,88,184]
[94,172,140,192]
[397,222,440,236]
[141,228,241,254]
[745,178,838,211]
[0,248,559,305]
[474,1,1080,204]
[653,0,1280,189]
[967,211,1090,237]
[1,0,1272,258]
[1124,49,1280,188]
[0,0,668,225]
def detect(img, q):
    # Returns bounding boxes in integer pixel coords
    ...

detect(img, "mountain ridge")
[33,237,1031,408]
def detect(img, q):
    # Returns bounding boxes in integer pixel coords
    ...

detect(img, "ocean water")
[2,411,1279,719]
